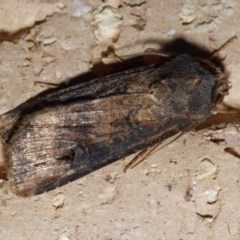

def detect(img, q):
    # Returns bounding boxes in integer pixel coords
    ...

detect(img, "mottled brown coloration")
[0,52,227,196]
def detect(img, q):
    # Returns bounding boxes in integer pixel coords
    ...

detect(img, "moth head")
[162,36,236,107]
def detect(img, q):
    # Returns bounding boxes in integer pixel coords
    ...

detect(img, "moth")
[0,37,230,196]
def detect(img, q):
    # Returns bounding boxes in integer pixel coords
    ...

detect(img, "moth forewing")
[0,51,227,196]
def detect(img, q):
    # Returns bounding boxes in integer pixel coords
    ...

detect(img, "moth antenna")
[209,35,237,60]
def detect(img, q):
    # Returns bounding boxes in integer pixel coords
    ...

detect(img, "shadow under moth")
[0,38,230,196]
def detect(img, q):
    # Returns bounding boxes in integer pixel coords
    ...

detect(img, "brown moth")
[0,38,229,196]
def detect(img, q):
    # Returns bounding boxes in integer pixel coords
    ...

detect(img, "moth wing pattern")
[0,55,219,196]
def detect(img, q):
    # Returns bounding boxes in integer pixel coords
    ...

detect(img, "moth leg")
[0,167,7,180]
[124,132,185,172]
[210,35,237,60]
[123,145,159,172]
[34,81,60,87]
